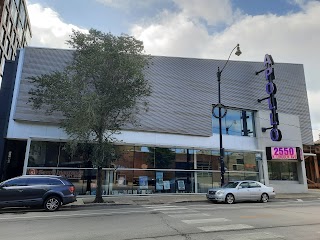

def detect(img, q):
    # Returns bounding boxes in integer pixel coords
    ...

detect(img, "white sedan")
[206,180,276,204]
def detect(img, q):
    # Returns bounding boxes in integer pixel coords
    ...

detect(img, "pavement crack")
[159,215,191,240]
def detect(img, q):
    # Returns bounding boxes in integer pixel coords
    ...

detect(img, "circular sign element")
[212,103,228,119]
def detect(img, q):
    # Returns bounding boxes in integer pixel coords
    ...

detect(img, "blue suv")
[0,175,76,211]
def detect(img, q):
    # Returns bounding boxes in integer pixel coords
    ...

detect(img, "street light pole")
[216,44,242,187]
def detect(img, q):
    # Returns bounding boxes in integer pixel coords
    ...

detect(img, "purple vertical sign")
[264,54,282,141]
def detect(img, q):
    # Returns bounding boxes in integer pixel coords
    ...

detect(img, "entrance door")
[2,140,27,180]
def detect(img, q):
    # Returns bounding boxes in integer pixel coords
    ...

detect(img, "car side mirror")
[238,186,242,189]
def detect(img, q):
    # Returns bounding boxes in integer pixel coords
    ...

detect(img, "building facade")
[0,47,314,195]
[304,136,320,189]
[0,0,31,81]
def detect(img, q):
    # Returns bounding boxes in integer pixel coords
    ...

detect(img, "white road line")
[160,210,198,214]
[198,224,254,232]
[297,199,303,202]
[144,205,177,208]
[0,209,153,221]
[219,232,284,240]
[152,207,188,211]
[182,218,230,224]
[168,213,210,218]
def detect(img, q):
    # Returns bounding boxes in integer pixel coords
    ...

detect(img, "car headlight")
[216,190,224,196]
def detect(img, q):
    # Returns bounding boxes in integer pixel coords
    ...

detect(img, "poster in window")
[163,181,170,190]
[156,171,164,190]
[177,180,185,191]
[117,175,126,185]
[139,176,148,189]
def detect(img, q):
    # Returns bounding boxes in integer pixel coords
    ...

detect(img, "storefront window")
[243,152,258,172]
[28,141,94,168]
[226,152,244,172]
[195,150,220,192]
[112,145,134,169]
[26,142,262,195]
[175,148,194,170]
[268,161,298,181]
[132,170,155,194]
[28,141,59,167]
[133,146,176,169]
[224,151,259,182]
[154,147,175,169]
[195,150,219,171]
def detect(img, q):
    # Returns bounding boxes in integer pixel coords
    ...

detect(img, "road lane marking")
[198,224,254,232]
[0,209,154,221]
[152,207,188,211]
[219,232,284,240]
[297,199,303,202]
[182,218,230,224]
[160,210,198,214]
[240,214,273,219]
[168,213,210,218]
[182,201,320,210]
[144,205,177,208]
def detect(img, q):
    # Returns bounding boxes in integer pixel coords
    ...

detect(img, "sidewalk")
[69,189,320,207]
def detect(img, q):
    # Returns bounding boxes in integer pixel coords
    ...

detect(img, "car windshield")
[222,182,239,188]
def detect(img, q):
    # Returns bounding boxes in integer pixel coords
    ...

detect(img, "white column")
[22,138,31,175]
[194,150,198,193]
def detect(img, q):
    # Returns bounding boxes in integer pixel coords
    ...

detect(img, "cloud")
[95,0,132,8]
[95,0,157,10]
[308,91,320,141]
[131,0,320,141]
[173,0,235,25]
[288,0,310,8]
[130,0,241,58]
[27,3,88,48]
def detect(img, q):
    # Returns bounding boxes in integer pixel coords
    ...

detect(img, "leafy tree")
[28,29,151,202]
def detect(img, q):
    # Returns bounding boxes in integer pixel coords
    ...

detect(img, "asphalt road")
[1,199,320,240]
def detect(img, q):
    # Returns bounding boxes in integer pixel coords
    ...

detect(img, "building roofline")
[24,46,304,66]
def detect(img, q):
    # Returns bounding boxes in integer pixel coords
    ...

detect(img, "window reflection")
[212,108,255,137]
[225,109,241,136]
[195,150,220,192]
[27,142,261,195]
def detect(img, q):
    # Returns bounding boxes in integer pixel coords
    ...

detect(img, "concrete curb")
[65,192,320,207]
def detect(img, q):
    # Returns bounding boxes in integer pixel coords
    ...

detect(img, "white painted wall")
[7,120,259,152]
[255,110,308,193]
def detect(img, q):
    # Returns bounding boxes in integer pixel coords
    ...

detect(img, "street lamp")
[216,44,242,187]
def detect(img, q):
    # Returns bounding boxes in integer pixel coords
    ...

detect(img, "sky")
[26,0,320,141]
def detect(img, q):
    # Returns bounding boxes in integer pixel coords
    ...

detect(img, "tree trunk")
[93,131,105,203]
[93,166,104,203]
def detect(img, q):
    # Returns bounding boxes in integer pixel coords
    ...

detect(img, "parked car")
[206,180,275,204]
[0,175,76,211]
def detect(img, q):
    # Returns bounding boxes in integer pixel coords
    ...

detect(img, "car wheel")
[44,196,61,211]
[225,193,235,204]
[261,193,269,203]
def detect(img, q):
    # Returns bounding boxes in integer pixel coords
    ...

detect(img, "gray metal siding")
[13,47,313,144]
